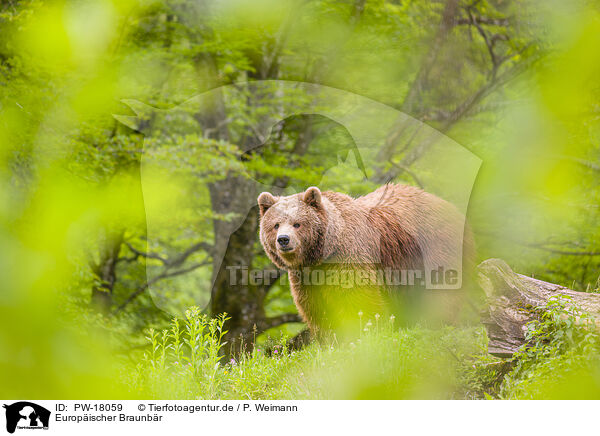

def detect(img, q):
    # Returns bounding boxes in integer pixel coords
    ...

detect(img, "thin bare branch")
[124,241,169,265]
[260,313,303,330]
[112,259,211,315]
[457,16,511,26]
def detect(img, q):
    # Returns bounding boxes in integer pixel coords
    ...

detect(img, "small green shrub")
[131,308,230,398]
[501,296,600,399]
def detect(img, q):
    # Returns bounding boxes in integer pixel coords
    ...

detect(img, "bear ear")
[303,186,322,208]
[257,192,278,216]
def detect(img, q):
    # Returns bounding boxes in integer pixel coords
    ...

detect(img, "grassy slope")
[124,310,499,400]
[121,298,600,400]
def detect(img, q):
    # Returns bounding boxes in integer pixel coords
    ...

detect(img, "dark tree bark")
[208,177,265,354]
[401,0,460,116]
[478,258,600,358]
[90,228,124,313]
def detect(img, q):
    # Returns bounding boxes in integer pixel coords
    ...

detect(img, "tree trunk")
[90,228,124,313]
[401,0,460,116]
[478,258,600,358]
[208,176,267,355]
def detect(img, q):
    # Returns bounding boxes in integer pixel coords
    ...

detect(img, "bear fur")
[257,184,474,337]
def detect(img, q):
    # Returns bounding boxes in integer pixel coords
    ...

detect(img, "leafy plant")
[501,296,600,399]
[135,308,230,398]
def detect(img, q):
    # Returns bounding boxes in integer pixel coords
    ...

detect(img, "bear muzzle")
[277,235,296,253]
[276,234,299,255]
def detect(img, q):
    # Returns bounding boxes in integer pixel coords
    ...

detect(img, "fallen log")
[478,258,600,358]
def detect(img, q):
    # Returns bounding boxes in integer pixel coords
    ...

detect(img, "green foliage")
[128,308,492,399]
[1,0,599,399]
[131,308,230,398]
[501,296,600,399]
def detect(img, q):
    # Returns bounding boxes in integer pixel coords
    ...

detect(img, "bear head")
[258,187,327,269]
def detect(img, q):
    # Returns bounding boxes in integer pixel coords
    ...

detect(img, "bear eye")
[293,223,300,228]
[274,223,279,230]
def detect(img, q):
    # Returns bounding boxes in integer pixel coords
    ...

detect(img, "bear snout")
[277,234,291,249]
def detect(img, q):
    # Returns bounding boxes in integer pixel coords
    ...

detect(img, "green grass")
[119,296,600,400]
[123,307,498,399]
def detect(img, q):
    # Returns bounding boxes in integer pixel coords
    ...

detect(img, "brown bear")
[257,183,474,338]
